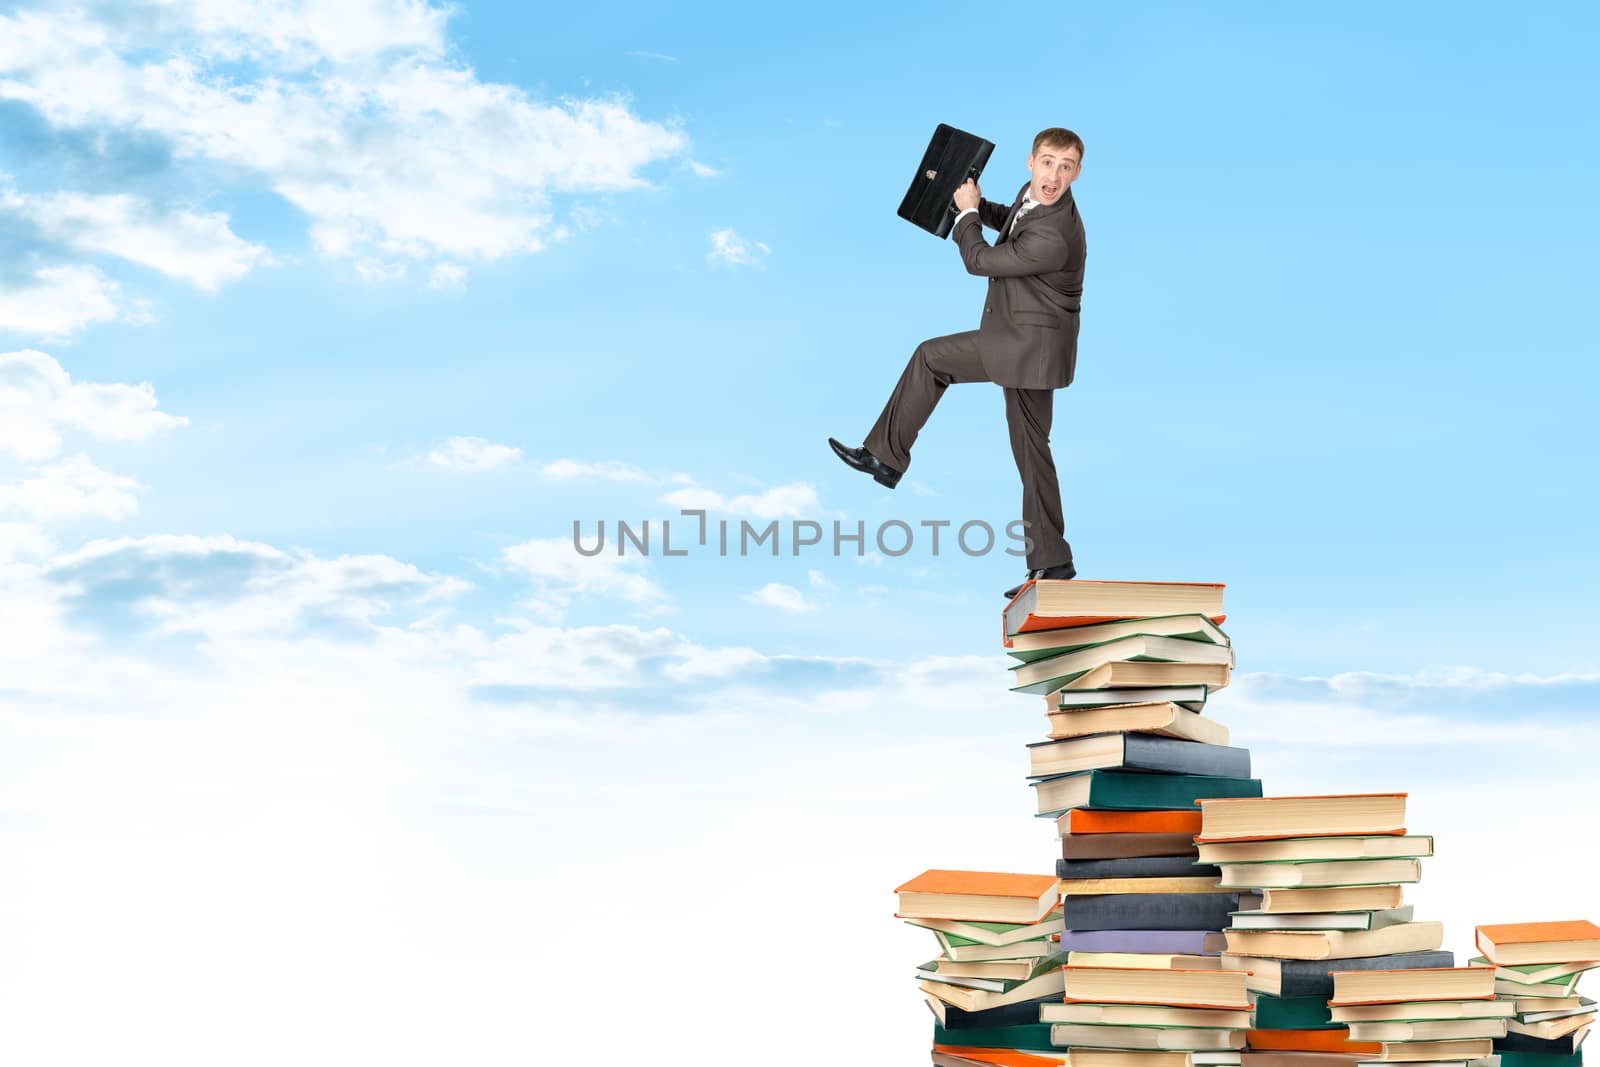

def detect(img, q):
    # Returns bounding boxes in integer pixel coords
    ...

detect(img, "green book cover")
[1034,769,1262,815]
[1253,994,1337,1030]
[1493,1052,1583,1067]
[932,1023,1056,1051]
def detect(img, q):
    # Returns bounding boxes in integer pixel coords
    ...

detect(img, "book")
[1346,1020,1508,1042]
[1476,922,1600,966]
[1254,995,1339,1031]
[1328,1000,1514,1023]
[1046,703,1232,746]
[908,910,1065,947]
[1065,893,1247,932]
[1224,923,1444,961]
[932,1023,1057,1051]
[1059,856,1221,880]
[1062,966,1251,1009]
[1245,1030,1380,1054]
[897,871,1060,923]
[1009,615,1230,660]
[1062,810,1205,835]
[1060,929,1228,954]
[1506,1012,1595,1039]
[1259,887,1406,914]
[1055,661,1233,693]
[1054,685,1211,712]
[1196,795,1408,843]
[936,935,1061,963]
[1197,838,1434,865]
[1047,1025,1246,1051]
[919,968,1067,1012]
[1490,1053,1583,1067]
[1471,957,1600,984]
[933,1047,1068,1067]
[1230,908,1415,932]
[1496,1029,1589,1054]
[1331,967,1497,1005]
[1217,859,1422,890]
[1028,734,1251,780]
[1362,1038,1493,1061]
[1033,770,1263,818]
[1043,1002,1253,1028]
[1011,634,1235,695]
[1068,952,1223,970]
[1064,831,1201,860]
[931,994,1068,1031]
[1238,1055,1364,1067]
[1004,581,1226,639]
[1060,1052,1207,1067]
[1225,952,1457,998]
[1061,877,1229,896]
[925,953,1066,983]
[1509,995,1587,1015]
[1497,977,1584,999]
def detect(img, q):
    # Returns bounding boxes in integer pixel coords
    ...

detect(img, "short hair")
[1032,127,1084,160]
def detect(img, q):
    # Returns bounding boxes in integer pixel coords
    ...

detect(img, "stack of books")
[1328,965,1504,1065]
[1006,579,1265,1063]
[1041,964,1255,1067]
[1473,921,1600,1067]
[896,868,1068,1065]
[1197,793,1457,1067]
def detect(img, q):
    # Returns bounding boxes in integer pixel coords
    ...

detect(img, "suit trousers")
[863,330,1072,571]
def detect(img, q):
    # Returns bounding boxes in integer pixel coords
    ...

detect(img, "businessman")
[829,127,1087,598]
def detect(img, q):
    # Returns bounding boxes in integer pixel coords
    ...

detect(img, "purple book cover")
[1058,929,1219,954]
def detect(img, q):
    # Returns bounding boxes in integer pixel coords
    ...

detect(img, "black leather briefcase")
[897,124,995,239]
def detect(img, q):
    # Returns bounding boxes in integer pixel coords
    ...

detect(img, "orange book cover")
[896,869,1057,898]
[1246,1030,1382,1054]
[1065,809,1204,834]
[934,1047,1067,1067]
[1478,920,1600,945]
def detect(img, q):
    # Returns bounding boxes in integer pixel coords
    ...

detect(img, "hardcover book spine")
[1089,770,1263,810]
[1058,929,1219,954]
[1062,892,1241,931]
[1274,951,1456,998]
[1121,735,1253,778]
[1056,856,1222,879]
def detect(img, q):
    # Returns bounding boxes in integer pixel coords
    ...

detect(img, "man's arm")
[978,197,1010,231]
[952,213,1071,278]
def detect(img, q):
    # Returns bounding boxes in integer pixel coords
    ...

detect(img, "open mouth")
[1041,184,1059,198]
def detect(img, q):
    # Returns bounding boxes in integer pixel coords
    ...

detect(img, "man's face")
[1026,143,1082,206]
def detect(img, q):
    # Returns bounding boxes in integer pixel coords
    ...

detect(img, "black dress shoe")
[827,437,903,489]
[1003,561,1076,600]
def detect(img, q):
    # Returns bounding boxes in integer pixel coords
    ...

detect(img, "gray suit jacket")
[952,181,1086,390]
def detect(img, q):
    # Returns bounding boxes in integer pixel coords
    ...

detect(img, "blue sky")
[1,3,1598,1064]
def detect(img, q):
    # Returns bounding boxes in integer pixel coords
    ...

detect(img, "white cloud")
[4,188,270,292]
[0,4,690,278]
[426,263,467,290]
[0,454,141,522]
[686,160,720,177]
[0,266,123,339]
[746,581,815,613]
[0,348,188,462]
[707,227,770,267]
[46,533,471,639]
[501,535,664,608]
[659,481,818,519]
[422,436,523,471]
[539,458,653,483]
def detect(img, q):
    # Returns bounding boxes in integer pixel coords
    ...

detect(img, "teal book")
[1253,994,1337,1030]
[1493,1053,1583,1067]
[933,1023,1056,1051]
[1031,769,1263,817]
